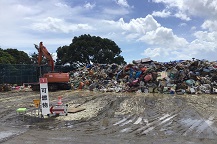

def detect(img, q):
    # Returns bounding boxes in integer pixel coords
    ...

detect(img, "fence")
[0,64,38,85]
[0,64,76,85]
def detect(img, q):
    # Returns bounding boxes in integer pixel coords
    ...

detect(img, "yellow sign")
[33,99,40,108]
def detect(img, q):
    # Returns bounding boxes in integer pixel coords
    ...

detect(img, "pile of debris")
[0,84,32,92]
[70,58,217,95]
[0,84,12,92]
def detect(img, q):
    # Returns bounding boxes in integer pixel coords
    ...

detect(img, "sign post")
[39,78,50,116]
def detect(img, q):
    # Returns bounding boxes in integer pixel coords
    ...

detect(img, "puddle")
[0,131,16,139]
[180,118,217,137]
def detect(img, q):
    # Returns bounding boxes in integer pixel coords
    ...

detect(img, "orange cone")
[57,96,63,105]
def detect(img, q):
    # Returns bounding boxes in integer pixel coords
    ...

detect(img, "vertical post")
[39,66,42,77]
[39,78,50,117]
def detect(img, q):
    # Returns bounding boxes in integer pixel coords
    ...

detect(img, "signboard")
[39,78,50,115]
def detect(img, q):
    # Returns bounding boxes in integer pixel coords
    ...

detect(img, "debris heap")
[70,58,217,95]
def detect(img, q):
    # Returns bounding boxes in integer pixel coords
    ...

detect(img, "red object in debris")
[144,74,152,82]
[57,96,63,105]
[132,79,138,85]
[79,82,84,89]
[141,67,147,72]
[124,64,134,70]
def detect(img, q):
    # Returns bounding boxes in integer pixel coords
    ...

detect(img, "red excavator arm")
[35,42,54,71]
[31,42,71,91]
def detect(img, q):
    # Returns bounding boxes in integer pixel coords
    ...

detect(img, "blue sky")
[0,0,217,63]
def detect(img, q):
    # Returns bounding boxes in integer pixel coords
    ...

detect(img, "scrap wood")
[68,107,86,113]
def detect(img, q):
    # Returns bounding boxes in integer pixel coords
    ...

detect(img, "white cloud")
[106,14,217,62]
[142,46,192,62]
[116,0,130,7]
[149,0,217,61]
[189,39,216,52]
[125,33,141,40]
[55,2,68,8]
[112,15,160,34]
[138,27,188,49]
[103,15,193,61]
[152,8,190,21]
[30,17,93,33]
[193,31,217,43]
[84,2,95,9]
[202,20,217,31]
[174,11,191,21]
[153,0,184,10]
[187,31,217,60]
[184,0,217,18]
[104,15,188,49]
[153,0,217,19]
[178,23,187,27]
[141,29,217,62]
[191,26,197,31]
[152,10,171,18]
[142,47,162,58]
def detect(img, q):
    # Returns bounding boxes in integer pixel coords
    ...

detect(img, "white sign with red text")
[39,78,50,115]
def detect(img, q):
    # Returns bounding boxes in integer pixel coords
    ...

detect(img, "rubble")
[0,84,32,92]
[69,58,217,95]
[0,84,12,92]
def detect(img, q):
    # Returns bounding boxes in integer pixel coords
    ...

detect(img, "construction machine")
[31,42,71,91]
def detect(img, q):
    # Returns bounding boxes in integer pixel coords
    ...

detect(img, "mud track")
[0,90,217,143]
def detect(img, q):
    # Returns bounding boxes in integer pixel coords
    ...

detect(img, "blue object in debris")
[170,90,175,95]
[116,70,123,80]
[86,64,92,69]
[203,68,210,73]
[135,71,142,79]
[130,68,134,78]
[195,72,200,76]
[186,79,195,86]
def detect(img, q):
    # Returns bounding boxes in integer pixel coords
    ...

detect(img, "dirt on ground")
[1,90,217,144]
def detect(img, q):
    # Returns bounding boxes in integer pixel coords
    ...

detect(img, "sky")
[0,0,217,63]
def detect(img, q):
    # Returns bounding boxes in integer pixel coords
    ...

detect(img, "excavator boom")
[35,42,54,71]
[31,42,71,91]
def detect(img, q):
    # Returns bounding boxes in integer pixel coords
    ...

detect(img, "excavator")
[31,42,71,91]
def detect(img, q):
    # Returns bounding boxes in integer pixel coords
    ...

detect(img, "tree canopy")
[0,48,33,64]
[0,48,16,64]
[56,34,126,66]
[4,48,32,64]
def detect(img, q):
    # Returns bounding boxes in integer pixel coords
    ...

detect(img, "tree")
[56,46,69,65]
[29,52,39,64]
[5,48,32,64]
[0,48,16,64]
[56,34,126,66]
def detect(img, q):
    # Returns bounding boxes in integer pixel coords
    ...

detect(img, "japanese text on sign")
[39,78,50,115]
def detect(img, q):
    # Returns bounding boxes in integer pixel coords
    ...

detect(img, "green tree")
[29,52,39,64]
[0,48,16,64]
[5,48,32,64]
[56,34,126,66]
[56,46,69,65]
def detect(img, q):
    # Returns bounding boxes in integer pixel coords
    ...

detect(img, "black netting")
[0,64,76,85]
[0,64,38,85]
